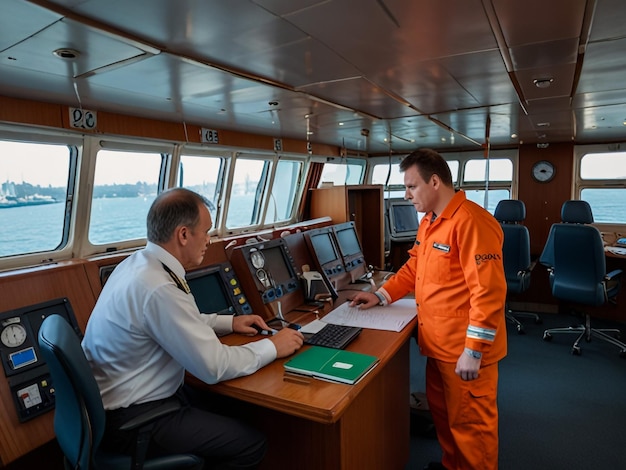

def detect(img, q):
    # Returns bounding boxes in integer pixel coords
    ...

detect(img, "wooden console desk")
[187,306,416,470]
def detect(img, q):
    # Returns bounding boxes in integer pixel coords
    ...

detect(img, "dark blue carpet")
[406,312,626,469]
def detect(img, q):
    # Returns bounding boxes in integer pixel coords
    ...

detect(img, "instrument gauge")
[250,250,265,269]
[1,323,27,348]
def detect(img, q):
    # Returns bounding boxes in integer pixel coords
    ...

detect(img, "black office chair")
[494,199,541,334]
[38,314,204,469]
[539,200,626,356]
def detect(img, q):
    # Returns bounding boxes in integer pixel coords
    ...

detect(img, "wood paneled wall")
[0,261,98,466]
[518,142,574,256]
[0,95,340,157]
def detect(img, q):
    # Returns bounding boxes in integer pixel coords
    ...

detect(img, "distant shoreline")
[0,200,59,209]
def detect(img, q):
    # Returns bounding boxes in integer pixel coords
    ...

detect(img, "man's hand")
[268,328,304,358]
[455,352,481,381]
[231,314,303,357]
[232,314,272,335]
[348,291,379,309]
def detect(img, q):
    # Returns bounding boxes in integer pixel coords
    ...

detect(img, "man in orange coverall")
[350,148,507,470]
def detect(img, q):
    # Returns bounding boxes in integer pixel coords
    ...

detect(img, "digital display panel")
[310,231,340,266]
[187,269,233,315]
[387,199,419,242]
[391,203,419,233]
[335,225,362,257]
[262,246,294,285]
[231,237,300,305]
[10,347,37,369]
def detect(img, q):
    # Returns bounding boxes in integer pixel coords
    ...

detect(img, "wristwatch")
[464,347,482,359]
[373,291,386,306]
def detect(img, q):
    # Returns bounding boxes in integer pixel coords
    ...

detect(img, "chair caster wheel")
[543,332,552,341]
[619,350,626,358]
[516,324,525,334]
[571,346,581,356]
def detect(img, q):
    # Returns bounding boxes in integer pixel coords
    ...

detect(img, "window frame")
[315,156,367,186]
[175,145,231,234]
[220,151,308,237]
[574,143,626,231]
[76,137,176,257]
[0,125,82,270]
[367,149,518,210]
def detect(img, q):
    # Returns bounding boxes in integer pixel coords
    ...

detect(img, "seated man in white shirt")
[82,187,304,469]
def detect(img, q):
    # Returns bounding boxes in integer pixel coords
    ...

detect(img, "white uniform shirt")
[82,242,277,410]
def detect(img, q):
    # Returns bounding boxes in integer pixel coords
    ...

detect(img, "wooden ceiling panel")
[577,39,626,95]
[299,77,420,120]
[574,103,626,143]
[0,0,622,153]
[438,50,519,106]
[491,0,587,47]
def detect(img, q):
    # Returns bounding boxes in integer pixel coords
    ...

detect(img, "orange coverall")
[379,190,507,470]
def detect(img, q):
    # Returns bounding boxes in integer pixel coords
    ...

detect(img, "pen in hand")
[251,324,277,336]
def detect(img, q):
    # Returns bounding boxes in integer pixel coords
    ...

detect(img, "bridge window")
[267,159,301,223]
[578,149,626,224]
[88,149,162,244]
[225,157,269,229]
[371,160,460,199]
[318,159,365,186]
[462,158,512,183]
[372,163,405,187]
[464,189,511,214]
[458,156,513,213]
[224,156,302,230]
[370,154,512,213]
[178,153,224,224]
[0,140,72,258]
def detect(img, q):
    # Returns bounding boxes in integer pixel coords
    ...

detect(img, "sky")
[1,141,70,187]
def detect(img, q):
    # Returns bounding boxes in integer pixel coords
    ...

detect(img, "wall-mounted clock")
[531,160,556,183]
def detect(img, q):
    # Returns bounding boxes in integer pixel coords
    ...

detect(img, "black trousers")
[103,385,267,470]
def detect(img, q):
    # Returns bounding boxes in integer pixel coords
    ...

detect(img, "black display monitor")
[303,226,345,279]
[237,238,300,304]
[388,199,419,241]
[186,262,252,315]
[333,221,366,273]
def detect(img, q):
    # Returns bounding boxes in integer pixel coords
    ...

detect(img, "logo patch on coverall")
[474,253,502,265]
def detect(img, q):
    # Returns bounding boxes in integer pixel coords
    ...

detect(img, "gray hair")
[147,188,210,243]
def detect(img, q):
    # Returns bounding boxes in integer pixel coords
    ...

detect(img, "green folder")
[284,346,379,385]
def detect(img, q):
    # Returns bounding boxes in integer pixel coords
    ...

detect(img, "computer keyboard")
[304,323,362,349]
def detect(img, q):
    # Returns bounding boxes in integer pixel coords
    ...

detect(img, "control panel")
[220,263,253,314]
[186,261,253,315]
[0,297,81,422]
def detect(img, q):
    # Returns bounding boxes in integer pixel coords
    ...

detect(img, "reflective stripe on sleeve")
[466,325,496,343]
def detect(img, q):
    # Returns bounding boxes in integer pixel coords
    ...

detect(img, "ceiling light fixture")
[53,48,80,60]
[533,78,554,89]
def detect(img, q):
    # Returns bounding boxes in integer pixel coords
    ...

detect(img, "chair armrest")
[605,269,623,282]
[118,400,181,432]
